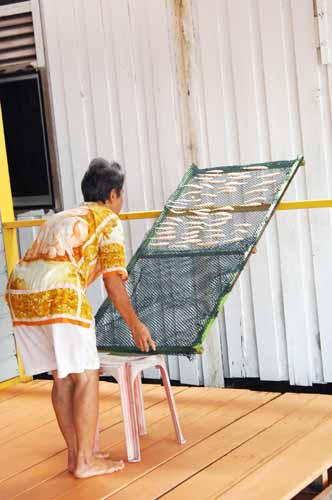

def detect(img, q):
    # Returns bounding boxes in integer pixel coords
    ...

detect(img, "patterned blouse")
[6,203,127,329]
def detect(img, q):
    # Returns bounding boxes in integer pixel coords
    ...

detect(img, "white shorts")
[14,323,100,379]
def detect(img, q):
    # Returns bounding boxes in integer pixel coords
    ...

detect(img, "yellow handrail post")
[0,103,32,385]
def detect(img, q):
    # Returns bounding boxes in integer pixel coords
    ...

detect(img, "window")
[0,72,54,208]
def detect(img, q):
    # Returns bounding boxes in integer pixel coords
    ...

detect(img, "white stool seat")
[99,353,185,462]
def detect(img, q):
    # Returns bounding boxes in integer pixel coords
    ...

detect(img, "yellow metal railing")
[2,198,332,232]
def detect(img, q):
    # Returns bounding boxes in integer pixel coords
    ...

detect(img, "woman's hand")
[103,274,156,352]
[131,321,156,353]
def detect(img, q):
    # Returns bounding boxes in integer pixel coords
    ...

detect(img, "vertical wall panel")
[290,0,332,382]
[40,0,77,209]
[248,0,289,382]
[256,0,318,385]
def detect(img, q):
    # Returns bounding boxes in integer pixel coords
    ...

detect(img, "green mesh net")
[96,157,303,356]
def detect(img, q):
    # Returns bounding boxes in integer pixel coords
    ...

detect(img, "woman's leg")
[51,371,77,472]
[70,369,124,478]
[52,370,112,473]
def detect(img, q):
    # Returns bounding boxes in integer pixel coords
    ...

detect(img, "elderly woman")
[6,158,155,478]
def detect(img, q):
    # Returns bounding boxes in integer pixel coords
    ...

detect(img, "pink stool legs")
[156,359,186,445]
[119,364,141,462]
[99,354,185,462]
[133,375,147,436]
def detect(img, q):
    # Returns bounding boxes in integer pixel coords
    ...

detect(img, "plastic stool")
[99,353,186,462]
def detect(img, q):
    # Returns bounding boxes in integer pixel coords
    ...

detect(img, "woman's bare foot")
[68,449,76,473]
[68,450,110,473]
[74,456,124,479]
[94,451,110,459]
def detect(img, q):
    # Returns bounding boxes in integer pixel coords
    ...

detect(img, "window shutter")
[0,1,44,72]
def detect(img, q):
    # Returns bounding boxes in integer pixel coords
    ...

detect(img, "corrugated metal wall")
[38,0,332,386]
[188,0,332,387]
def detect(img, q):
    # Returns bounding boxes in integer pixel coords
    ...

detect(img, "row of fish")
[149,167,283,249]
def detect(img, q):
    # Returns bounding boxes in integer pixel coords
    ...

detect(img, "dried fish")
[224,237,243,243]
[205,222,227,229]
[244,165,269,170]
[196,241,219,247]
[199,183,214,189]
[234,228,248,234]
[201,179,226,184]
[155,229,176,235]
[183,191,202,196]
[219,205,235,211]
[181,239,201,244]
[168,203,190,208]
[219,216,233,221]
[246,188,268,195]
[151,235,176,241]
[214,210,233,216]
[187,215,207,220]
[255,180,277,187]
[157,230,176,235]
[234,223,252,228]
[161,221,178,226]
[208,234,224,239]
[260,172,280,178]
[191,210,210,216]
[169,208,186,214]
[207,229,225,235]
[198,172,223,178]
[169,217,183,223]
[226,172,251,178]
[226,181,246,186]
[150,241,170,247]
[243,202,264,207]
[245,197,266,203]
[195,202,212,208]
[198,177,224,186]
[184,231,200,237]
[217,187,237,192]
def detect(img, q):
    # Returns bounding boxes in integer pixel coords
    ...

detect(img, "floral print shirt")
[6,203,127,329]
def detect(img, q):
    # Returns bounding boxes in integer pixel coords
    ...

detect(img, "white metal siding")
[37,0,332,386]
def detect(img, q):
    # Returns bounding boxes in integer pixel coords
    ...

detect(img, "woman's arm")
[103,273,156,353]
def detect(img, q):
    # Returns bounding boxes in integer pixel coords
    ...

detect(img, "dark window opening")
[0,72,54,209]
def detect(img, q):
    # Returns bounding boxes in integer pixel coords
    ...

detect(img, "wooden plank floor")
[1,381,332,500]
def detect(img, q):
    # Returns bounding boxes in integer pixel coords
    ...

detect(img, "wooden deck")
[1,381,332,499]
